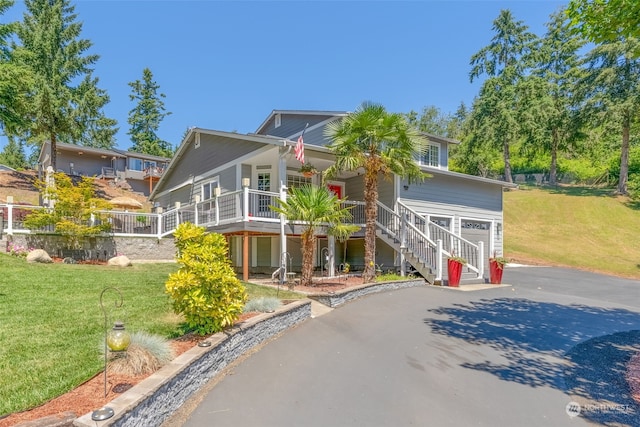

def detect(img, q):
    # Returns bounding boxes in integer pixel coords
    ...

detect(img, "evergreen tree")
[469,9,537,183]
[0,0,31,135]
[0,136,27,169]
[127,68,173,157]
[72,75,118,148]
[524,10,586,185]
[14,0,116,170]
[580,37,640,194]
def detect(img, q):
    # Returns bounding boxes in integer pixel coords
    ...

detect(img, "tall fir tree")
[0,136,27,169]
[469,9,537,183]
[0,0,31,136]
[72,75,118,149]
[127,68,173,158]
[523,9,585,185]
[14,0,117,169]
[580,37,640,194]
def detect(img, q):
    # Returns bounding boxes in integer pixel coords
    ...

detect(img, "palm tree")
[271,185,355,287]
[324,102,427,282]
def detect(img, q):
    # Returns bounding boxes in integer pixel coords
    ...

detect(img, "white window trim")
[420,142,441,168]
[201,176,220,201]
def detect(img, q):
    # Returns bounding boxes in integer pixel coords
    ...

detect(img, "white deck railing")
[0,188,368,239]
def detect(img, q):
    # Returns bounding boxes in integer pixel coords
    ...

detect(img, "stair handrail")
[376,201,440,276]
[396,200,482,276]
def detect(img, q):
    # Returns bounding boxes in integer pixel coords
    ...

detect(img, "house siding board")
[57,152,109,176]
[155,135,262,196]
[343,174,393,206]
[218,166,237,193]
[260,114,336,138]
[402,174,502,213]
[169,186,192,208]
[300,125,333,147]
[241,164,251,186]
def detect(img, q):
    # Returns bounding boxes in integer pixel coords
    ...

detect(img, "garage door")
[461,220,491,271]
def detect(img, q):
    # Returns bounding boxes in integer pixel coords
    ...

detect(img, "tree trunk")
[50,133,57,172]
[503,139,513,183]
[618,118,630,195]
[362,168,378,283]
[549,129,558,186]
[300,231,315,286]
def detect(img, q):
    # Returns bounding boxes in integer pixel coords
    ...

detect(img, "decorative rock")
[63,257,77,264]
[26,249,53,264]
[108,255,132,267]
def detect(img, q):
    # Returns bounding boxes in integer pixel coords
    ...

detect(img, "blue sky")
[3,0,567,152]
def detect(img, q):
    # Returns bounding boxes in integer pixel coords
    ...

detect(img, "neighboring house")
[38,142,171,196]
[150,110,516,284]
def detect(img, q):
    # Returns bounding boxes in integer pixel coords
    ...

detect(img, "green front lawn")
[0,254,303,416]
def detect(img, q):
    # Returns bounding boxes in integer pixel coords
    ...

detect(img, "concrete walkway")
[176,266,640,427]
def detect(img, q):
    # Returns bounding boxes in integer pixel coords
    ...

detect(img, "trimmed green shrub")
[243,297,281,313]
[165,223,247,335]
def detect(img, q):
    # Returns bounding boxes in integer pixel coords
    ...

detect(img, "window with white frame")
[257,173,271,213]
[201,179,219,204]
[287,174,311,190]
[420,143,440,167]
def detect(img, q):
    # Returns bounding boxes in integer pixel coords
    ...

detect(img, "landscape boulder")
[26,249,53,264]
[108,255,132,267]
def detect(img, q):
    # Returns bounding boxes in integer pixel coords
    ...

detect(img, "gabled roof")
[255,109,348,135]
[150,127,302,199]
[423,133,461,145]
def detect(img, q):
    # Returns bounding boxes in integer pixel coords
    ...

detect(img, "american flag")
[294,124,308,164]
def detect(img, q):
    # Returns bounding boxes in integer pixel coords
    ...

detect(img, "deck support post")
[243,231,249,282]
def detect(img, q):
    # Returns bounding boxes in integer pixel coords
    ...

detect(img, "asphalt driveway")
[177,266,640,427]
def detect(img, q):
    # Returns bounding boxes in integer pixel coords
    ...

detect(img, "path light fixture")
[91,287,130,422]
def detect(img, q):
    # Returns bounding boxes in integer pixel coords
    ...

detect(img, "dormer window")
[420,143,440,167]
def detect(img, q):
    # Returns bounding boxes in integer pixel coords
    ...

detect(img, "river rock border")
[307,278,426,308]
[74,299,311,427]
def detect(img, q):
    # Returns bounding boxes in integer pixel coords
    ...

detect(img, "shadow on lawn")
[425,298,640,425]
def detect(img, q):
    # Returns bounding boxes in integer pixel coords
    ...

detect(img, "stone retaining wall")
[6,235,175,261]
[308,278,426,308]
[74,299,311,427]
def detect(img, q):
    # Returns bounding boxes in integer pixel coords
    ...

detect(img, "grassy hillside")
[504,185,640,279]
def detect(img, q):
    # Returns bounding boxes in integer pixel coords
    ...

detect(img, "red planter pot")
[447,259,463,287]
[489,259,504,284]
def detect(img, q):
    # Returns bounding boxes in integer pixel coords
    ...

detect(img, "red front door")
[327,184,342,199]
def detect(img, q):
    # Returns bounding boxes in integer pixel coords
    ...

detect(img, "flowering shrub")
[7,242,31,257]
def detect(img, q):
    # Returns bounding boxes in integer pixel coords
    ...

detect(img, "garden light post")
[91,287,130,422]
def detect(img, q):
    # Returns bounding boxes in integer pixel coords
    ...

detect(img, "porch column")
[328,235,336,277]
[243,231,249,281]
[278,145,288,285]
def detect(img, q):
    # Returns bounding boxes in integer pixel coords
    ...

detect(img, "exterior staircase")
[375,201,484,285]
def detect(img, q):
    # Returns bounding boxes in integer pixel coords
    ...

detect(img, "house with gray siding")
[38,141,171,196]
[150,110,515,284]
